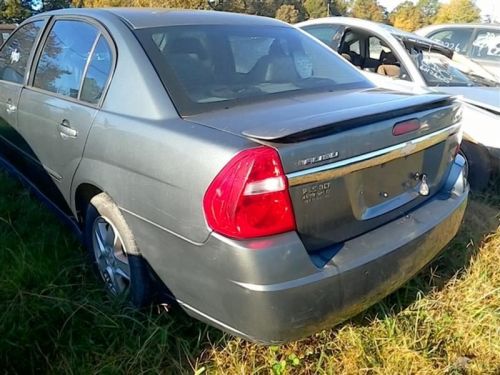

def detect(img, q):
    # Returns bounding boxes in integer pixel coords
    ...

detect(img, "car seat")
[165,37,213,91]
[377,50,400,77]
[249,40,298,83]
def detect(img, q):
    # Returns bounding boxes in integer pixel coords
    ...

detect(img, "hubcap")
[92,217,130,296]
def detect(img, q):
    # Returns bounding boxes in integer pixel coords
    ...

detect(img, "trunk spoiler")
[243,97,456,142]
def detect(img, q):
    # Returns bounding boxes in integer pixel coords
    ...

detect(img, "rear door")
[17,17,114,204]
[0,20,45,167]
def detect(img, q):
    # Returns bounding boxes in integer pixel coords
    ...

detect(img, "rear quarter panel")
[70,12,254,244]
[74,113,252,244]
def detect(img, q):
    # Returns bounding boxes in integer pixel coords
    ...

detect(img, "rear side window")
[0,21,44,84]
[470,29,500,61]
[33,20,99,99]
[80,36,113,104]
[428,28,473,54]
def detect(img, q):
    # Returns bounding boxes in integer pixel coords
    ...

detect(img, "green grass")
[0,170,499,374]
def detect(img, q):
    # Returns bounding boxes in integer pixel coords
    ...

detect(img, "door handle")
[58,119,78,139]
[5,99,16,114]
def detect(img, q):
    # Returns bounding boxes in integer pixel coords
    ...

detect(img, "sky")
[378,0,500,21]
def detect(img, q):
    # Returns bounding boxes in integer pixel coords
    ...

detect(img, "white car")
[415,24,500,80]
[297,17,500,190]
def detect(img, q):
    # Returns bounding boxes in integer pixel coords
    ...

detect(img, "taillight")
[203,147,296,240]
[392,119,420,136]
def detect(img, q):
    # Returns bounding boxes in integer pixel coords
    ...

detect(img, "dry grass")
[0,170,499,374]
[197,200,500,374]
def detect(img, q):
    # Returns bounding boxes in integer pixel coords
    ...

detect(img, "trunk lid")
[188,88,462,251]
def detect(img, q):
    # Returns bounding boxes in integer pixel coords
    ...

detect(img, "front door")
[17,18,113,207]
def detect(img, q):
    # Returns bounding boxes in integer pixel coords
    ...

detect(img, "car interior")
[154,31,310,101]
[337,28,407,80]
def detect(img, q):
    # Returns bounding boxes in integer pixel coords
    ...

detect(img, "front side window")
[80,36,113,104]
[136,25,370,115]
[470,29,500,61]
[428,28,473,54]
[34,20,99,99]
[0,21,44,84]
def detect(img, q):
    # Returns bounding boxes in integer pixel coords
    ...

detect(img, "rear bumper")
[123,157,468,344]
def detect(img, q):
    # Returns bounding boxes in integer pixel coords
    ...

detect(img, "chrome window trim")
[287,122,461,187]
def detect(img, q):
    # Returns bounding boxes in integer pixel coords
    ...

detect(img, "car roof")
[417,23,500,33]
[35,8,287,29]
[297,17,447,49]
[425,23,500,28]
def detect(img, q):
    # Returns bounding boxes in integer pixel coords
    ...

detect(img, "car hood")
[435,86,500,114]
[185,88,451,141]
[363,72,500,114]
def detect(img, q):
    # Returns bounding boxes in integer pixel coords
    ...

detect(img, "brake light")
[203,147,296,240]
[393,119,420,136]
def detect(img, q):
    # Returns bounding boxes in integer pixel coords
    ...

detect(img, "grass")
[0,170,499,374]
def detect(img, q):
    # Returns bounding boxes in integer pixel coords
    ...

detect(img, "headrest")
[268,39,286,56]
[380,50,398,65]
[167,37,207,60]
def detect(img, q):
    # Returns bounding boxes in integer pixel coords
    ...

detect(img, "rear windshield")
[135,25,371,115]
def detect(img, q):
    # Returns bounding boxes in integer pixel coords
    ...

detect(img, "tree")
[304,0,328,19]
[1,0,31,23]
[75,0,205,8]
[351,0,385,22]
[275,3,299,23]
[416,0,440,25]
[434,0,480,24]
[329,0,350,16]
[389,1,422,31]
[40,0,71,12]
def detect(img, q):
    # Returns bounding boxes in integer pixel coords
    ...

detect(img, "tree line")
[1,0,483,31]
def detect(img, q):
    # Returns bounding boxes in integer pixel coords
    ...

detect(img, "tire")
[84,193,153,308]
[459,141,491,191]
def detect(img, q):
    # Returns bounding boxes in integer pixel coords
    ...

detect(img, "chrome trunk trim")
[287,123,461,187]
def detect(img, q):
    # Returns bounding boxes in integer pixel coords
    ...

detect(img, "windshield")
[136,25,371,115]
[407,47,498,87]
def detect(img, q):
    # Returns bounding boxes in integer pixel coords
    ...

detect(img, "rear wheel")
[459,141,491,191]
[85,193,153,308]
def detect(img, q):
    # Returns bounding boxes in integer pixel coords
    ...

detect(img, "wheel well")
[75,183,102,226]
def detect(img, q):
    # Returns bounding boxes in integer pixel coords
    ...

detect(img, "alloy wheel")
[92,216,131,296]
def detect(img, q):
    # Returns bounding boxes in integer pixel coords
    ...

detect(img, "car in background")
[0,24,16,46]
[298,17,500,190]
[415,24,500,79]
[0,9,468,343]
